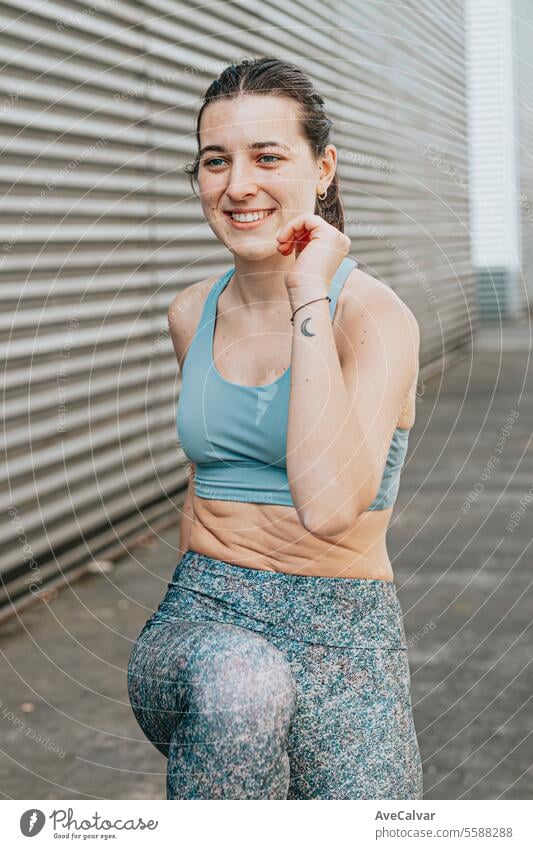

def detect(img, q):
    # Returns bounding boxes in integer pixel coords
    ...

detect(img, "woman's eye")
[202,154,281,168]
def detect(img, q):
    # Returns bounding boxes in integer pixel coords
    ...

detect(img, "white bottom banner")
[3,799,531,848]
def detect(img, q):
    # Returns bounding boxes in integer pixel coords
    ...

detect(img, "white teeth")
[229,210,273,222]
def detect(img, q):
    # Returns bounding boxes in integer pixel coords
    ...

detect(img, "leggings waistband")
[154,550,408,649]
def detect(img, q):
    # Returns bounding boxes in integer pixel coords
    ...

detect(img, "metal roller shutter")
[1,0,185,606]
[333,0,474,367]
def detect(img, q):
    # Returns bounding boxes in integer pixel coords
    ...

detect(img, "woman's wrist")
[287,281,329,311]
[290,295,331,325]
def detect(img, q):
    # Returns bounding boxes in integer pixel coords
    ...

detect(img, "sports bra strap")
[197,267,234,333]
[328,257,358,320]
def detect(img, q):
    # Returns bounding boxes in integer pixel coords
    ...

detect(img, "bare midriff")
[187,496,396,581]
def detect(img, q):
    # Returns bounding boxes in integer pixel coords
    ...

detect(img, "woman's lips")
[222,209,276,230]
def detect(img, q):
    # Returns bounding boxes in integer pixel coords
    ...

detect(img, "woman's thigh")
[270,640,424,800]
[127,617,298,759]
[127,615,422,800]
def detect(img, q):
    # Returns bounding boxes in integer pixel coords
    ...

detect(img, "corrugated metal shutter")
[333,0,475,366]
[1,0,473,607]
[0,0,198,606]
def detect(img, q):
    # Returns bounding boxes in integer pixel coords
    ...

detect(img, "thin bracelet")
[290,296,331,324]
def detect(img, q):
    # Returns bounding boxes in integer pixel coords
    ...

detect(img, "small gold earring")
[317,185,328,201]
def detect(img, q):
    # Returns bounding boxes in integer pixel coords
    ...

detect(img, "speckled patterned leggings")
[127,550,423,800]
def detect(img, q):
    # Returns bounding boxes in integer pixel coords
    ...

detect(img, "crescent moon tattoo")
[300,317,315,336]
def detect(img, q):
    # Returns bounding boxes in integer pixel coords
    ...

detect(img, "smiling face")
[196,94,336,260]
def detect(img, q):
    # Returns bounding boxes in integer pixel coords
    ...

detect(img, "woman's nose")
[225,164,258,199]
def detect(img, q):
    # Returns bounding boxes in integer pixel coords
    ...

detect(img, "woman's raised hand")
[276,213,351,292]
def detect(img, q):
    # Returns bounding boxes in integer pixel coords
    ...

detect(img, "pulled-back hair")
[184,56,345,232]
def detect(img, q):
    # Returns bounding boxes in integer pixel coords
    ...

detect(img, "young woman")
[127,57,423,800]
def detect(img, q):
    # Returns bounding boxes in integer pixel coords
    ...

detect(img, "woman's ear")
[318,144,337,191]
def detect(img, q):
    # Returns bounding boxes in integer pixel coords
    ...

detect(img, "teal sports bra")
[176,257,410,511]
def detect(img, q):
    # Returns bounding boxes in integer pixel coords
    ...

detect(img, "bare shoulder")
[338,264,420,349]
[338,265,420,427]
[167,271,221,370]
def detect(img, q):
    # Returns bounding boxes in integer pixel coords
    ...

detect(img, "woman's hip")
[131,548,416,728]
[142,548,410,650]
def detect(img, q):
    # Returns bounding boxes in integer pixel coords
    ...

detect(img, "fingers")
[276,213,322,255]
[276,213,322,244]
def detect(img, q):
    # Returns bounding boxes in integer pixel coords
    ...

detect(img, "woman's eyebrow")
[199,141,291,156]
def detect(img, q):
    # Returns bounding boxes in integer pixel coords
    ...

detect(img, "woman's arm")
[286,275,419,538]
[178,463,196,559]
[276,212,419,537]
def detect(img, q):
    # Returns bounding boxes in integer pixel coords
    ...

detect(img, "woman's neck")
[227,254,295,309]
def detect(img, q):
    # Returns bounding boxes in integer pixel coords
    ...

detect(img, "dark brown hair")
[184,56,345,232]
